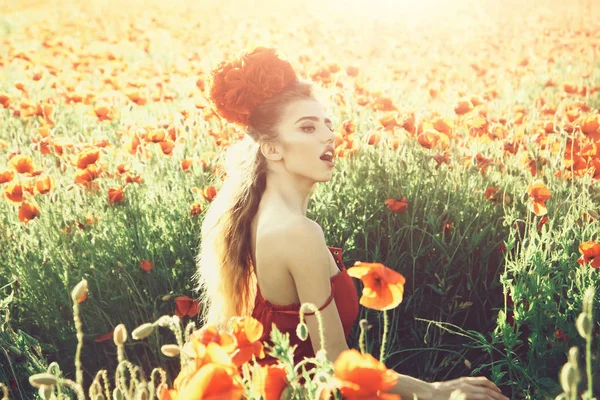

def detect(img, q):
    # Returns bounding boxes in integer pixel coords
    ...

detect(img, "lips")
[320,145,335,162]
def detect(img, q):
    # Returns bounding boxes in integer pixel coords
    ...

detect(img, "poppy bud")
[182,341,196,358]
[576,313,592,339]
[71,279,88,303]
[131,323,154,340]
[117,261,124,269]
[296,322,308,341]
[582,287,595,315]
[29,373,57,388]
[113,324,127,346]
[161,294,171,301]
[314,372,329,384]
[113,387,124,400]
[161,344,180,357]
[560,363,578,393]
[156,315,171,327]
[568,347,579,366]
[588,210,600,220]
[135,388,149,399]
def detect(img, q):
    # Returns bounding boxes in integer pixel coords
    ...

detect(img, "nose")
[326,125,335,144]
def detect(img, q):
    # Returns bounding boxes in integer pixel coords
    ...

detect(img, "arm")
[388,373,433,399]
[282,218,350,363]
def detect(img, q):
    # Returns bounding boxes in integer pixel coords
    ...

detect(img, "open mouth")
[320,151,335,167]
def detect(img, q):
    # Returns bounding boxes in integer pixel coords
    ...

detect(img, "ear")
[260,141,282,161]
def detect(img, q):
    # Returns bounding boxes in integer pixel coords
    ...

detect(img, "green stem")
[359,323,367,354]
[72,301,84,390]
[380,310,389,364]
[585,334,592,398]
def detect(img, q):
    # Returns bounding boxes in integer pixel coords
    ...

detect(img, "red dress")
[252,246,359,367]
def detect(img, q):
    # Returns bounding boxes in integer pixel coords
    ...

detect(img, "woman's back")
[249,209,359,366]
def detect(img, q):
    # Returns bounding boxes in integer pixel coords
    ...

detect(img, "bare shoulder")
[265,217,333,284]
[267,216,327,263]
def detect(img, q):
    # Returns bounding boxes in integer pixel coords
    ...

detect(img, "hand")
[431,377,509,400]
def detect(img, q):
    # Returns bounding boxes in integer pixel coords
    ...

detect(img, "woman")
[193,47,508,400]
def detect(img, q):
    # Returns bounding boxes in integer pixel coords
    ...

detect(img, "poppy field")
[1,0,600,398]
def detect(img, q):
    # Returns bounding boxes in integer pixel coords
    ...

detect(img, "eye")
[301,125,316,133]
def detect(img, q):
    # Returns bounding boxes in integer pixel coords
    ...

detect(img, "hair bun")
[208,47,298,126]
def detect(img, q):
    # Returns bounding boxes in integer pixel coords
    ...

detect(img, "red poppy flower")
[576,241,600,268]
[174,295,201,318]
[384,197,408,213]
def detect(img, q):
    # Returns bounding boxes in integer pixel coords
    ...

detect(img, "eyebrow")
[295,116,332,125]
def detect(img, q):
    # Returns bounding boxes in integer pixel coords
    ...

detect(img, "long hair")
[193,80,314,329]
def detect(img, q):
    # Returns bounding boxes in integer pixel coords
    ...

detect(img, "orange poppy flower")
[9,154,35,175]
[417,129,449,150]
[0,170,14,184]
[75,148,100,169]
[190,202,203,216]
[330,349,399,400]
[576,241,600,269]
[527,181,551,216]
[160,140,176,155]
[140,259,153,272]
[160,343,243,400]
[229,316,265,366]
[347,262,406,311]
[188,325,237,355]
[252,364,288,400]
[181,158,194,171]
[454,98,474,115]
[0,93,10,108]
[484,187,500,202]
[174,295,201,319]
[202,185,218,202]
[108,186,125,204]
[3,181,28,203]
[18,201,40,224]
[384,197,408,213]
[34,175,53,194]
[94,105,112,121]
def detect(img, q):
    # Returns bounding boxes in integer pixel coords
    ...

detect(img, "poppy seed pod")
[131,323,155,340]
[113,324,127,346]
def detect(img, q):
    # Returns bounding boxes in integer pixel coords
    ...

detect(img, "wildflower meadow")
[0,0,599,399]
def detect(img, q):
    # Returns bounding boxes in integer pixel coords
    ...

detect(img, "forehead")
[280,98,328,122]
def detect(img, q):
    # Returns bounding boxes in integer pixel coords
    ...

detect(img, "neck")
[261,170,314,216]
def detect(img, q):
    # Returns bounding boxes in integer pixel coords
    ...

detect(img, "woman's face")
[267,98,336,182]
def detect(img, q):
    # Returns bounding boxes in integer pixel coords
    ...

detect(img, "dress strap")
[275,280,336,315]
